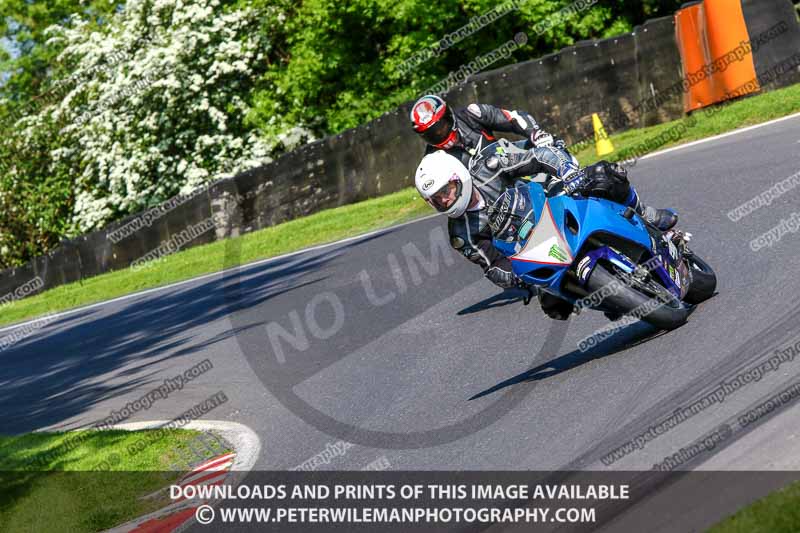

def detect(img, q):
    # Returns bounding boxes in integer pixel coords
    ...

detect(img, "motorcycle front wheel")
[683,252,717,305]
[585,264,691,331]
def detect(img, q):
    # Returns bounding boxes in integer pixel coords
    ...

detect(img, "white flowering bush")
[0,0,313,266]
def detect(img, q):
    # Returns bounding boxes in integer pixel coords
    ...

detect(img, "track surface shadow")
[0,235,384,434]
[457,289,530,316]
[469,321,666,400]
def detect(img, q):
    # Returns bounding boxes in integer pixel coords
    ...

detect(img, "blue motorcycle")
[482,142,716,330]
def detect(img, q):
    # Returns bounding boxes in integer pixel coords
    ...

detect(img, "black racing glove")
[576,161,630,202]
[486,266,539,305]
[485,265,518,289]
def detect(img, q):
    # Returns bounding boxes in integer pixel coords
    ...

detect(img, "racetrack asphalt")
[3,115,800,488]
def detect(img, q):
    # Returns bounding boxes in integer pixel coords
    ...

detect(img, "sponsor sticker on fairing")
[577,256,592,281]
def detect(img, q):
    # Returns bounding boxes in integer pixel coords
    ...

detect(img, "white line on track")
[636,111,800,162]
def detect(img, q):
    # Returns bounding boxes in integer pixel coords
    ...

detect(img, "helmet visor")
[418,107,454,146]
[427,179,462,213]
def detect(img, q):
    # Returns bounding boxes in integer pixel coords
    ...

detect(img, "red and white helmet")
[414,151,473,218]
[410,95,458,149]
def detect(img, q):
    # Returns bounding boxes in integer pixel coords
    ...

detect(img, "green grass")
[0,188,430,327]
[0,429,228,532]
[707,479,800,533]
[573,82,800,166]
[3,82,800,328]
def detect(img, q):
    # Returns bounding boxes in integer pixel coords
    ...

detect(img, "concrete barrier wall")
[1,3,799,300]
[744,0,800,89]
[449,16,685,149]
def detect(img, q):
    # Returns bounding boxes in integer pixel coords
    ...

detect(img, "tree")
[0,1,121,110]
[0,0,291,266]
[246,0,685,139]
[0,0,687,267]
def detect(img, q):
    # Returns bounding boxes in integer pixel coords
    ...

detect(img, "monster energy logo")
[549,244,568,262]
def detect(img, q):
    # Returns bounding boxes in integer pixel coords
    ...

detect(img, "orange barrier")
[675,0,759,112]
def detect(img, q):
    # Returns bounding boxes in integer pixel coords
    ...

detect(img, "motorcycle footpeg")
[522,288,533,306]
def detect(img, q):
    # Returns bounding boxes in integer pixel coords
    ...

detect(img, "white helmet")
[414,151,474,218]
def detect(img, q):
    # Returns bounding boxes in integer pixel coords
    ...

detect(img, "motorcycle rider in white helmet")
[415,144,672,320]
[409,94,677,231]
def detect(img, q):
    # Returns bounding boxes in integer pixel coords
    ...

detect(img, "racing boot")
[626,187,678,231]
[639,206,678,231]
[539,292,573,321]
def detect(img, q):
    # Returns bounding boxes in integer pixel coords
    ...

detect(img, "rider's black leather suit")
[449,147,632,320]
[448,145,579,290]
[419,102,586,320]
[424,103,567,168]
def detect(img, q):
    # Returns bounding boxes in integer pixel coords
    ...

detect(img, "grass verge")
[0,188,430,327]
[572,82,800,165]
[707,479,800,533]
[0,429,227,532]
[3,82,800,328]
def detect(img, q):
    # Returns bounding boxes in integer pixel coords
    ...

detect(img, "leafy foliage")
[0,0,684,267]
[0,1,121,109]
[0,0,298,264]
[246,0,685,136]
